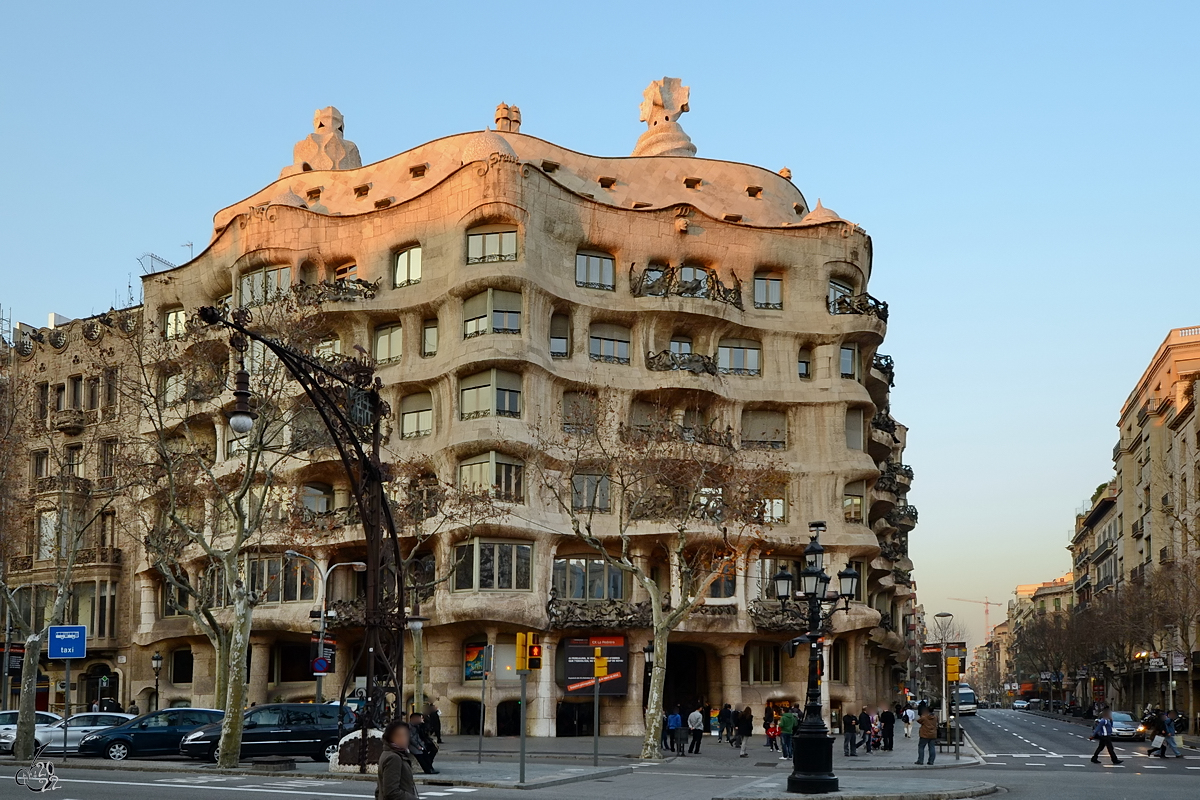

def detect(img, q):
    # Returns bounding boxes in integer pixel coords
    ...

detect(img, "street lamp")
[151,651,163,711]
[227,365,257,434]
[935,612,953,725]
[780,521,859,794]
[284,550,368,704]
[406,616,431,713]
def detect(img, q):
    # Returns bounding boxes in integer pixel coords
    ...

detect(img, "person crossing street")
[1090,709,1123,765]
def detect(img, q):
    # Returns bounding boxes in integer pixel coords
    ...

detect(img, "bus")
[956,685,978,716]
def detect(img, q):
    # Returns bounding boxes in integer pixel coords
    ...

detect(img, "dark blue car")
[78,708,223,760]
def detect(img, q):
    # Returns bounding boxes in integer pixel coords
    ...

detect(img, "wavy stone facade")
[3,86,918,736]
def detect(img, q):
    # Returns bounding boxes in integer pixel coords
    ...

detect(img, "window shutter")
[460,370,492,391]
[463,292,488,318]
[492,290,522,313]
[550,314,570,338]
[590,323,630,341]
[742,410,786,442]
[494,370,522,391]
[401,392,433,413]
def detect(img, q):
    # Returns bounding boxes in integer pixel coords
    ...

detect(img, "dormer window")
[467,226,518,264]
[394,247,423,288]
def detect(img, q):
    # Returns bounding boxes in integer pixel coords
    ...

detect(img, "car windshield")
[959,691,977,704]
[1111,713,1133,722]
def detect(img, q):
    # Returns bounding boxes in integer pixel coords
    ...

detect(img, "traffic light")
[516,632,527,671]
[527,633,542,670]
[946,656,961,681]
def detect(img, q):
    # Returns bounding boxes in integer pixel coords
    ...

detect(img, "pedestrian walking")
[718,704,733,743]
[842,711,859,757]
[376,719,420,800]
[879,706,896,752]
[779,706,796,760]
[915,705,938,765]
[1149,710,1183,758]
[857,707,874,754]
[902,705,916,738]
[737,707,754,757]
[687,705,705,754]
[1089,709,1122,765]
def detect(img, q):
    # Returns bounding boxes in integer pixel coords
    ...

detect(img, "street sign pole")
[592,646,607,767]
[63,659,70,761]
[477,644,492,765]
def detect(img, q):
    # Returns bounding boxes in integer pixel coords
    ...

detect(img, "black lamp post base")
[788,731,837,794]
[787,773,838,794]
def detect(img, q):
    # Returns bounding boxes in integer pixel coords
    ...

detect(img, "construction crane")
[947,597,1003,640]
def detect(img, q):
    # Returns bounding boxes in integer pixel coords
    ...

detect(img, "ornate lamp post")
[197,304,408,772]
[151,651,163,711]
[777,521,859,794]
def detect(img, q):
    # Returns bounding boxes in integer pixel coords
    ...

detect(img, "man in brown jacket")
[915,704,938,765]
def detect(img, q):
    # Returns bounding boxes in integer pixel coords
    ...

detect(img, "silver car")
[32,713,135,754]
[0,710,64,754]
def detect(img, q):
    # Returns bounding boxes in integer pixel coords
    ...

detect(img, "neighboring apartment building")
[1,82,920,735]
[1069,480,1120,611]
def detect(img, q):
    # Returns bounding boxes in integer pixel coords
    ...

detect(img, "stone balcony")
[35,474,93,496]
[53,408,87,435]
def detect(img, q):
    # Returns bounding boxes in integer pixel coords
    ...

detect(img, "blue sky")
[2,1,1197,648]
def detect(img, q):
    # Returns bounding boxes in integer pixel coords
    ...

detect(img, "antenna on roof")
[182,242,194,260]
[138,252,176,275]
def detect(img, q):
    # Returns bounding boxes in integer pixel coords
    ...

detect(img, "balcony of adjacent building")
[866,353,894,407]
[887,505,918,531]
[52,408,88,436]
[868,411,898,459]
[1094,574,1115,593]
[34,474,93,498]
[1073,571,1091,594]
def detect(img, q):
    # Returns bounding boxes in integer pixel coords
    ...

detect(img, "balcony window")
[717,339,761,376]
[86,377,100,410]
[161,371,185,406]
[249,556,316,603]
[755,557,802,599]
[467,228,518,264]
[553,556,624,600]
[571,473,611,512]
[758,496,787,524]
[69,376,83,409]
[300,482,335,513]
[464,289,522,337]
[550,313,570,358]
[459,369,521,420]
[453,539,532,591]
[239,266,290,306]
[65,445,83,478]
[709,561,736,598]
[102,368,119,408]
[161,582,188,618]
[562,391,597,434]
[335,263,357,281]
[99,439,118,479]
[831,640,848,682]
[670,337,692,355]
[840,344,859,380]
[576,252,616,290]
[845,407,864,450]
[589,323,631,364]
[314,337,341,359]
[798,348,812,379]
[422,319,438,356]
[741,409,787,450]
[394,247,423,287]
[677,265,710,298]
[36,383,49,421]
[828,279,853,313]
[54,384,65,412]
[741,643,782,685]
[400,392,433,438]
[31,451,49,480]
[164,308,187,339]
[37,511,58,560]
[459,452,524,503]
[754,273,783,309]
[373,323,403,364]
[642,265,670,296]
[844,481,865,523]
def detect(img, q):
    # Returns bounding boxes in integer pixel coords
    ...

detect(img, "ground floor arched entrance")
[555,698,595,737]
[663,644,709,714]
[458,700,482,736]
[496,700,520,736]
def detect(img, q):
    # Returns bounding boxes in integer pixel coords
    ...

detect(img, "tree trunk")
[212,630,230,711]
[11,632,43,760]
[639,622,670,760]
[215,594,253,768]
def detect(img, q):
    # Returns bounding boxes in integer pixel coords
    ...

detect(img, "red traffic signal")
[527,633,543,670]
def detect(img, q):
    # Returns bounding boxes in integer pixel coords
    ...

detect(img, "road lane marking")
[52,778,373,797]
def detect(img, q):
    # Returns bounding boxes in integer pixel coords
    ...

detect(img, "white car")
[0,710,64,753]
[30,713,135,754]
[1011,700,1029,710]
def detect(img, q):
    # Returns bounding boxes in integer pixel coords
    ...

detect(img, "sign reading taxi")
[48,626,88,660]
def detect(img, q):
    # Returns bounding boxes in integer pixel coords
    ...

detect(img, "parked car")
[1012,700,1030,710]
[25,713,134,754]
[1109,711,1145,741]
[78,708,223,760]
[0,711,64,754]
[181,703,356,762]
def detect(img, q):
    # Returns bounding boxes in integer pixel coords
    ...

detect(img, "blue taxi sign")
[48,626,87,659]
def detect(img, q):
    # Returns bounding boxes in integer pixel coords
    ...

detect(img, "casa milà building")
[5,79,918,736]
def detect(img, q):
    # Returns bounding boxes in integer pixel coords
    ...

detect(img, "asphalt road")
[961,708,1198,772]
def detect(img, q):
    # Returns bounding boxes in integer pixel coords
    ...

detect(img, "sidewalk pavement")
[711,775,997,800]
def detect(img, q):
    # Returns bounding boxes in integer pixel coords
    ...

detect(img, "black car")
[180,703,355,762]
[78,708,224,760]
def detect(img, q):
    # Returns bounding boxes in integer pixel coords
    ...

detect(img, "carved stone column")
[247,639,272,707]
[719,646,743,710]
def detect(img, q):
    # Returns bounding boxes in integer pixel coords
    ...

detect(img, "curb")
[711,781,998,800]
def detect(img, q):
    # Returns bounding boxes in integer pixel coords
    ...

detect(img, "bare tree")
[530,392,779,759]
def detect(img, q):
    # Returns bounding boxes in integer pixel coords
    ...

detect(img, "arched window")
[460,369,522,420]
[828,279,854,313]
[741,409,786,450]
[464,289,522,337]
[562,391,596,433]
[575,251,615,290]
[717,338,761,376]
[589,323,630,364]
[798,347,812,379]
[670,336,692,355]
[845,407,865,450]
[467,225,518,264]
[550,313,570,358]
[459,452,524,503]
[238,266,290,307]
[401,392,433,438]
[677,264,710,298]
[301,483,335,513]
[373,323,402,364]
[394,247,423,287]
[753,271,783,309]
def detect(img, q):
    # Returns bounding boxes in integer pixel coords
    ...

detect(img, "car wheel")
[208,743,221,763]
[105,741,130,761]
[315,740,338,762]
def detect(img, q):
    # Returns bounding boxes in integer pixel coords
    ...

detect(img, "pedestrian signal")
[526,632,542,670]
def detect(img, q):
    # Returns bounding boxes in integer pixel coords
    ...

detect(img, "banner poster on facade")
[1171,652,1187,672]
[1148,655,1167,673]
[564,636,629,696]
[4,644,24,678]
[464,643,488,681]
